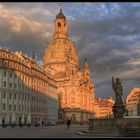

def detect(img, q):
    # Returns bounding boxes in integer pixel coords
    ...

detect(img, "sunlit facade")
[0,9,95,125]
[0,48,58,125]
[43,10,95,123]
[126,88,140,116]
[94,97,114,118]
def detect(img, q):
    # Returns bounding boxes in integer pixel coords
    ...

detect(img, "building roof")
[56,9,66,19]
[126,88,140,103]
[94,97,114,107]
[99,100,113,107]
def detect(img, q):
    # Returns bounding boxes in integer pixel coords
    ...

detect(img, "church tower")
[43,10,95,123]
[53,9,68,39]
[43,9,78,79]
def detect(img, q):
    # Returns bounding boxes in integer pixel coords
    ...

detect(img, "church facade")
[43,10,95,123]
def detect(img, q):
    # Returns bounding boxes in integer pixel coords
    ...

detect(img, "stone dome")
[43,10,79,78]
[43,38,78,67]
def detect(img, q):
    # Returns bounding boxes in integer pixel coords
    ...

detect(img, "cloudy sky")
[0,2,140,100]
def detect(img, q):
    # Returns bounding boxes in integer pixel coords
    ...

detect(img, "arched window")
[58,22,61,32]
[58,22,61,27]
[2,52,6,58]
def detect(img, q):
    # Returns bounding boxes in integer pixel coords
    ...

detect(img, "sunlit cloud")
[0,2,140,99]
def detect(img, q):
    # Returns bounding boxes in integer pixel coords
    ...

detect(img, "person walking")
[80,120,83,126]
[42,121,44,127]
[66,118,71,129]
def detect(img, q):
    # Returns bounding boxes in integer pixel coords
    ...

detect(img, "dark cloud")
[67,4,140,99]
[1,3,140,99]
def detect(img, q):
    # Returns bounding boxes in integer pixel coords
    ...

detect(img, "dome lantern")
[56,9,66,20]
[54,9,68,38]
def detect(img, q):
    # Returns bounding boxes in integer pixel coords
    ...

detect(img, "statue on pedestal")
[112,77,123,105]
[112,76,125,118]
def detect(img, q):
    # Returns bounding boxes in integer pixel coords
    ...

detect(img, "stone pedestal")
[88,118,140,137]
[112,104,125,118]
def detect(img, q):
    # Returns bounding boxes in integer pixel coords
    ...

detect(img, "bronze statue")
[112,76,125,118]
[112,76,123,105]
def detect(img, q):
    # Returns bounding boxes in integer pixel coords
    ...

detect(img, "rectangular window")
[14,74,17,79]
[9,83,12,88]
[9,92,12,99]
[4,71,6,77]
[21,85,23,91]
[137,105,140,115]
[14,94,16,100]
[3,92,6,98]
[14,84,17,89]
[0,60,2,66]
[9,104,12,111]
[10,72,12,78]
[19,84,21,89]
[138,105,140,112]
[14,105,16,111]
[3,103,6,111]
[3,81,6,87]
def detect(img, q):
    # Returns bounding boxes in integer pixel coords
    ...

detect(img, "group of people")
[35,121,45,127]
[66,117,84,129]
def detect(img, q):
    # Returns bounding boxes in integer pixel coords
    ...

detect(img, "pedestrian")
[2,119,5,128]
[80,120,83,126]
[66,118,71,129]
[42,121,44,127]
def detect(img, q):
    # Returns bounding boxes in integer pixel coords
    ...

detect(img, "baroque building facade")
[94,97,114,118]
[126,88,140,116]
[43,10,95,123]
[0,48,58,126]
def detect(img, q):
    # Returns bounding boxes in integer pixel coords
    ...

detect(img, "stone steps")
[118,128,140,137]
[77,129,140,137]
[76,130,121,137]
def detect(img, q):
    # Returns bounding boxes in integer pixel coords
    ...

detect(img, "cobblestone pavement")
[0,124,130,138]
[0,124,89,138]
